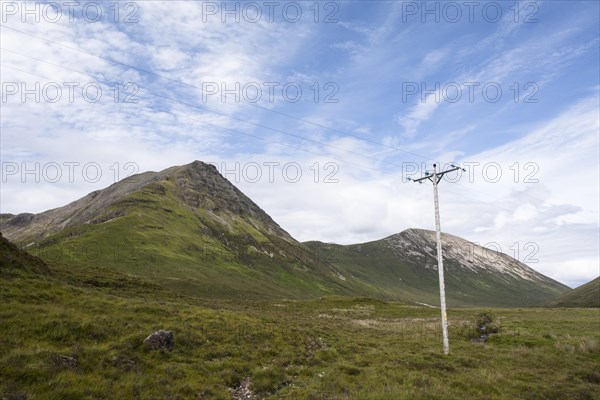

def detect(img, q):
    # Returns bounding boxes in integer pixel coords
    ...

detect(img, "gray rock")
[51,354,78,369]
[231,377,253,400]
[143,330,174,352]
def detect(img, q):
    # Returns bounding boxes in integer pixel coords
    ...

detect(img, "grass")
[1,255,599,400]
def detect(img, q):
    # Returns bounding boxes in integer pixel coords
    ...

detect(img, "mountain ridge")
[304,228,568,307]
[0,160,569,305]
[1,161,294,243]
[1,161,348,299]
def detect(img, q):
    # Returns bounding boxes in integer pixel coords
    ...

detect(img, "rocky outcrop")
[51,354,78,370]
[143,330,174,352]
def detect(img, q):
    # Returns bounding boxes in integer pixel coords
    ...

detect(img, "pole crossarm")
[407,163,465,355]
[408,165,464,184]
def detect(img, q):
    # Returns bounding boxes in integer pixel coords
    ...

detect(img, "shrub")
[476,312,500,336]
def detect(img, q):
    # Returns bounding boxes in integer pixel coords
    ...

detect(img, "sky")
[0,0,598,288]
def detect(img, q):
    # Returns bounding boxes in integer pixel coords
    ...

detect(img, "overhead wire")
[0,25,575,219]
[0,62,384,173]
[1,24,435,162]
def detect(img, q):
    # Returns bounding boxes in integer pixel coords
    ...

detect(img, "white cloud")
[442,95,600,286]
[396,95,441,138]
[1,1,598,290]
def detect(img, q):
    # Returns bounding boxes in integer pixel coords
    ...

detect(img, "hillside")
[1,160,569,306]
[305,229,569,307]
[546,277,600,308]
[1,161,352,299]
[0,232,49,276]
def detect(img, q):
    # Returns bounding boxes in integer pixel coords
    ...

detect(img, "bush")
[476,312,500,336]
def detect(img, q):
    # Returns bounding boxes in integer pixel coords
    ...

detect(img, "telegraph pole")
[409,163,465,355]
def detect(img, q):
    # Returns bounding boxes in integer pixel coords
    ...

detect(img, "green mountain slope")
[306,229,569,307]
[546,277,600,308]
[1,161,352,298]
[1,161,569,306]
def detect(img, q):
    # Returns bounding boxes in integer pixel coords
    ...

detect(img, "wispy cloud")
[1,1,598,287]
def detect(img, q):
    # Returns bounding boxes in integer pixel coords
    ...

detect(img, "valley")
[1,161,598,399]
[3,1,599,398]
[0,161,569,307]
[1,234,599,399]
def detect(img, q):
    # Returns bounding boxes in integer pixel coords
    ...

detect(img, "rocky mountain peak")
[384,228,557,285]
[1,160,294,243]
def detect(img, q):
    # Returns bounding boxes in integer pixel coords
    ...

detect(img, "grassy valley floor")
[1,262,599,400]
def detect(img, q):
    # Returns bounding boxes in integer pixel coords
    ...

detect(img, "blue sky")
[1,0,599,287]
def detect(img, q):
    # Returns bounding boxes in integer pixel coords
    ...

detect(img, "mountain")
[0,161,350,298]
[1,161,293,242]
[1,160,569,305]
[546,277,600,308]
[305,229,569,307]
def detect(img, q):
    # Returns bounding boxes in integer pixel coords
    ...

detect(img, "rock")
[231,377,253,400]
[143,330,174,352]
[51,354,78,369]
[305,336,328,356]
[3,392,27,400]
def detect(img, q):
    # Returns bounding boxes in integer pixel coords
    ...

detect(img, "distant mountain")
[546,277,600,308]
[1,160,569,305]
[305,229,569,307]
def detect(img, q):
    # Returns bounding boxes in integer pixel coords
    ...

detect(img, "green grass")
[1,253,599,399]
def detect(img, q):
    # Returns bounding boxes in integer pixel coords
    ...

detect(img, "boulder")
[143,330,174,352]
[51,354,78,369]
